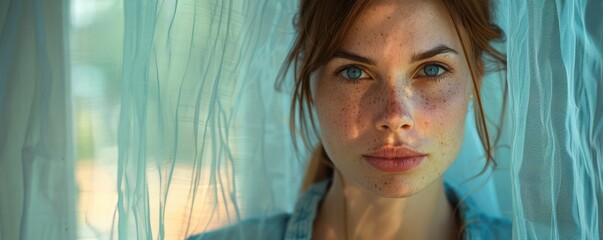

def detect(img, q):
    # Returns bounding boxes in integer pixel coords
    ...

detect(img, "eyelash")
[333,62,452,83]
[416,62,452,82]
[334,64,367,84]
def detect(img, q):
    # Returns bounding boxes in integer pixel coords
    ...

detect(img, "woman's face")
[313,0,473,197]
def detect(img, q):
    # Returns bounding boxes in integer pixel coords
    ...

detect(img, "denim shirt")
[189,179,511,240]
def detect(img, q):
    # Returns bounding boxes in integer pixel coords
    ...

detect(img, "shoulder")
[464,211,512,240]
[444,183,512,240]
[188,180,331,240]
[187,213,291,240]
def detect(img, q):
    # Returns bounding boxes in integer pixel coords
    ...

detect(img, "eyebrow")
[333,50,377,65]
[410,44,459,63]
[333,44,458,66]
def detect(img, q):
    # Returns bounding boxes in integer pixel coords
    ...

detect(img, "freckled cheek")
[433,122,465,158]
[315,86,364,140]
[415,79,469,115]
[413,81,468,157]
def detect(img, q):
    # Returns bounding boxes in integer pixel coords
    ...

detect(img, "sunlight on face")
[313,0,473,197]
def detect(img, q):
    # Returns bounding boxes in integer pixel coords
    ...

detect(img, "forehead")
[341,0,462,61]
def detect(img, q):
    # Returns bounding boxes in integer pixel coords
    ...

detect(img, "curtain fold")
[505,0,603,239]
[114,0,301,238]
[0,1,76,240]
[0,0,601,239]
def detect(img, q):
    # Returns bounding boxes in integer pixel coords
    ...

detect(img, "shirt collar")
[284,179,490,240]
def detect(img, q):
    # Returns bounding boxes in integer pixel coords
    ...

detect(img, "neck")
[313,172,459,240]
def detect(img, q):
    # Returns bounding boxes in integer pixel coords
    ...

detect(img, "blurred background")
[1,0,601,239]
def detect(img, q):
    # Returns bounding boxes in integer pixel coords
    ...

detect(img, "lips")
[362,146,427,173]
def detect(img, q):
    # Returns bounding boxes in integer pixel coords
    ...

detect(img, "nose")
[374,86,413,131]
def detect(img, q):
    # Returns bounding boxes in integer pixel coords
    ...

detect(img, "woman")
[190,0,510,239]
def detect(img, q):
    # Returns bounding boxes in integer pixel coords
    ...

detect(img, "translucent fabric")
[0,1,76,239]
[503,1,603,239]
[0,1,600,240]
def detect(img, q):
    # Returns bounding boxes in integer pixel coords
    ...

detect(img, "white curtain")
[0,0,600,239]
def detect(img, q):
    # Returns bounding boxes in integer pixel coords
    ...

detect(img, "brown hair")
[276,0,506,191]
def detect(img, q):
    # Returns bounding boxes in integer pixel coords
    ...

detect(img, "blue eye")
[339,65,368,80]
[421,63,446,77]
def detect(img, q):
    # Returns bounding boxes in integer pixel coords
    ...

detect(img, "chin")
[359,173,433,198]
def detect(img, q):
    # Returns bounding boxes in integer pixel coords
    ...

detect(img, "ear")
[467,76,477,101]
[468,66,485,100]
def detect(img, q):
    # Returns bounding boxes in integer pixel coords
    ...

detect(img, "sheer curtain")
[0,1,75,239]
[504,1,603,239]
[0,0,601,240]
